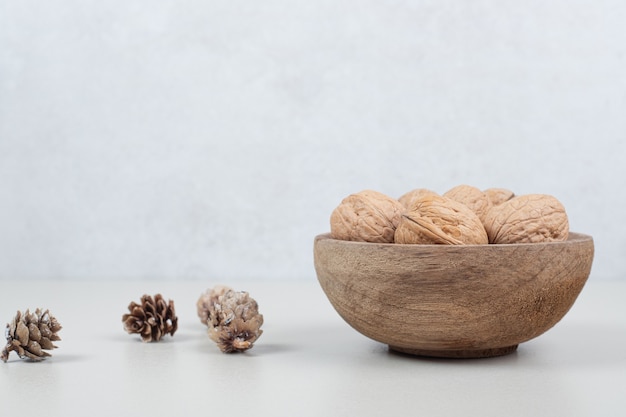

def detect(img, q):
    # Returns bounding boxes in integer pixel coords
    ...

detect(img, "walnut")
[484,188,515,206]
[484,194,569,244]
[394,195,489,245]
[398,188,438,209]
[330,190,404,243]
[443,184,492,224]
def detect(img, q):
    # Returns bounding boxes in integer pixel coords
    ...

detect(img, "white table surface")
[1,279,624,417]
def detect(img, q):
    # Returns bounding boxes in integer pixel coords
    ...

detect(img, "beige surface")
[1,279,624,417]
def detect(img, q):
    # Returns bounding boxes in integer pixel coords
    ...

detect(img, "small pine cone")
[122,294,178,342]
[1,309,62,362]
[209,316,264,353]
[200,287,263,353]
[196,285,232,326]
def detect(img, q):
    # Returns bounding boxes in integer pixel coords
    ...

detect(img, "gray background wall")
[1,1,624,282]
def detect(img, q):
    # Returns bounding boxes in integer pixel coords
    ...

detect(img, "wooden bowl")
[314,232,594,358]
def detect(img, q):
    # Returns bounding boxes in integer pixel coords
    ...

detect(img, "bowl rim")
[315,231,593,248]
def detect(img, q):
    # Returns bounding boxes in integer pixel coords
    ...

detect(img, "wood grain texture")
[314,233,594,358]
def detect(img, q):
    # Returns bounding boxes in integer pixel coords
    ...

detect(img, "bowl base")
[389,344,518,359]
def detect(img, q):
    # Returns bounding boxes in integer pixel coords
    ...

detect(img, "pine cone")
[196,285,232,326]
[1,309,62,362]
[199,287,263,353]
[122,294,178,342]
[210,316,264,353]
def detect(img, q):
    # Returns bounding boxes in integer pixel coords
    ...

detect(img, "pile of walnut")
[330,185,569,245]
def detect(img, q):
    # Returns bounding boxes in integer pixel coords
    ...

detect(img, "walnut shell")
[484,194,569,244]
[330,190,404,243]
[443,184,492,224]
[394,195,489,245]
[398,188,438,209]
[484,188,515,206]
